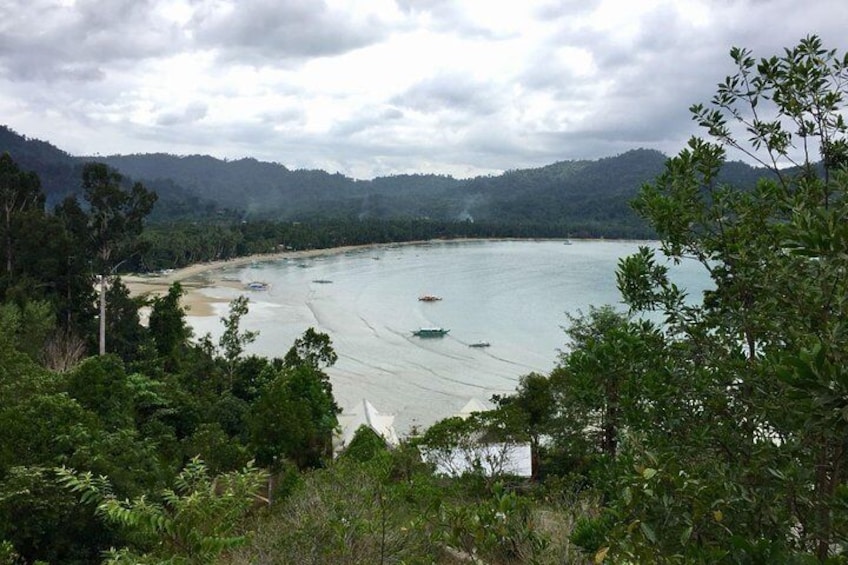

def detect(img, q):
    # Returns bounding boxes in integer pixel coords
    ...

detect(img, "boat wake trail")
[357,315,381,337]
[486,353,536,370]
[332,360,458,399]
[336,355,396,377]
[406,361,491,390]
[304,300,332,331]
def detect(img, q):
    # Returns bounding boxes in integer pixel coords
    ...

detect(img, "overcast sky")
[0,0,845,179]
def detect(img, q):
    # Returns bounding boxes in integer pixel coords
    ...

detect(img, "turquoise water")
[189,240,710,433]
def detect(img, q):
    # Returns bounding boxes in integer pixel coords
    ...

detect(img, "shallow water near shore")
[188,240,709,434]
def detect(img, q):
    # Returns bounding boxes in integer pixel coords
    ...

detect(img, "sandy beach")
[121,237,588,317]
[122,242,421,316]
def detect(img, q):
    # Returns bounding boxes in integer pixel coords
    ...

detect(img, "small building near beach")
[336,398,400,453]
[420,443,532,478]
[456,397,491,419]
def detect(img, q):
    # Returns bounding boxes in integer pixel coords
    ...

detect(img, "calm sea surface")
[188,240,709,434]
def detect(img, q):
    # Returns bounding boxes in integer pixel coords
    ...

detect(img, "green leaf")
[680,526,693,546]
[640,521,658,544]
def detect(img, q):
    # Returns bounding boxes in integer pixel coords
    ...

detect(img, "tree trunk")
[813,438,841,561]
[4,207,11,274]
[4,231,10,274]
[530,436,540,481]
[99,274,106,355]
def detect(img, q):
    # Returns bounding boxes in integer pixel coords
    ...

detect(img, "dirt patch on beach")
[124,275,241,317]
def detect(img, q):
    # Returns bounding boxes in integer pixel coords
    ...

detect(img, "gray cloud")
[393,0,515,39]
[155,102,209,126]
[1,0,846,179]
[258,107,308,128]
[0,0,185,82]
[329,106,405,139]
[533,0,603,20]
[190,0,388,63]
[391,73,501,117]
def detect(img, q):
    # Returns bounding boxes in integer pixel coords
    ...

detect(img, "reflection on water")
[188,240,710,434]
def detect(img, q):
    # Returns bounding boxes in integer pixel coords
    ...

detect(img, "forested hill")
[80,149,681,231]
[0,125,80,200]
[0,126,220,220]
[0,125,766,235]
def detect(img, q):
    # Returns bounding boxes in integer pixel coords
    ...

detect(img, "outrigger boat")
[413,327,450,337]
[418,294,442,302]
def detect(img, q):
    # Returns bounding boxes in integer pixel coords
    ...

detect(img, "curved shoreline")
[122,237,633,317]
[123,240,460,316]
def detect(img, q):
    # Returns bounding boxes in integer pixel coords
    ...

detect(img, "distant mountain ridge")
[0,125,767,234]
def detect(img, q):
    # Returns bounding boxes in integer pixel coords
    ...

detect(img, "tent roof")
[337,398,400,448]
[457,397,491,419]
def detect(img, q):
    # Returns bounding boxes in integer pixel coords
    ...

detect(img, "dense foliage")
[131,216,647,273]
[496,35,848,563]
[0,153,349,562]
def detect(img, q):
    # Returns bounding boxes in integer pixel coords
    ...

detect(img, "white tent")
[337,398,400,451]
[456,397,491,419]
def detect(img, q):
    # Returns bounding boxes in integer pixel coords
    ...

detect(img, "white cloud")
[0,0,845,178]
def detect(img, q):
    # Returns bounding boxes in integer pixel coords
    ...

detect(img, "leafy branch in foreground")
[56,457,267,564]
[610,34,848,561]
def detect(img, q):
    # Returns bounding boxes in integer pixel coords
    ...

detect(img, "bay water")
[188,240,709,434]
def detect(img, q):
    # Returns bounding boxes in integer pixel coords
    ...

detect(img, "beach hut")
[336,398,400,453]
[415,397,532,478]
[420,443,532,478]
[456,397,491,419]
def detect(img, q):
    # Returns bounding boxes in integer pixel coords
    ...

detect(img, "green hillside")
[0,125,765,236]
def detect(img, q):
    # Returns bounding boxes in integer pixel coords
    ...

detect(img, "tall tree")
[64,163,157,355]
[249,363,340,470]
[103,278,149,363]
[250,329,340,470]
[215,295,258,386]
[53,194,97,342]
[492,372,553,480]
[550,306,665,461]
[0,152,44,276]
[148,282,191,369]
[283,326,338,370]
